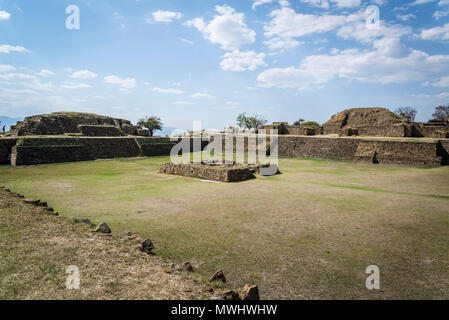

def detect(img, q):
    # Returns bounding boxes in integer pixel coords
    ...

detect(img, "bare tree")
[395,107,417,122]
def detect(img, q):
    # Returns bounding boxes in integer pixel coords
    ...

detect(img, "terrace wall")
[0,138,18,165]
[277,136,443,166]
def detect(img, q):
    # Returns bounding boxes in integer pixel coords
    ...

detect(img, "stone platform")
[159,163,257,182]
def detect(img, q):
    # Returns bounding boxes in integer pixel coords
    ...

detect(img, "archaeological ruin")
[0,108,448,167]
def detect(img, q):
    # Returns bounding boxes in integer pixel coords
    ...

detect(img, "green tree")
[432,104,449,119]
[137,116,163,136]
[300,121,320,127]
[395,107,417,122]
[236,113,267,130]
[293,118,305,126]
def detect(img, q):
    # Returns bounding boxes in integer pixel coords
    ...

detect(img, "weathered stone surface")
[140,238,155,253]
[23,198,40,205]
[121,230,133,237]
[160,163,255,182]
[242,285,259,300]
[10,112,133,136]
[182,262,194,272]
[210,270,226,283]
[222,291,241,300]
[278,136,443,167]
[137,129,150,137]
[93,222,111,234]
[77,124,124,137]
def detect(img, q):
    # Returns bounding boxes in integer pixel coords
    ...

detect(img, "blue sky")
[1,0,449,130]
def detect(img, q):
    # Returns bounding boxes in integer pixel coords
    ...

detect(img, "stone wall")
[8,137,176,166]
[160,163,255,182]
[277,136,443,166]
[0,138,18,165]
[1,135,447,167]
[77,125,125,137]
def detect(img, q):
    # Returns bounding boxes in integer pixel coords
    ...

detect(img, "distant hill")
[0,116,23,132]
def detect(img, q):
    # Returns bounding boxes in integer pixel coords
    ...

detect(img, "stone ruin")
[159,163,257,182]
[159,161,281,182]
[9,112,150,137]
[261,107,449,138]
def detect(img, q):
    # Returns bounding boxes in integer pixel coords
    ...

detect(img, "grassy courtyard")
[0,157,448,299]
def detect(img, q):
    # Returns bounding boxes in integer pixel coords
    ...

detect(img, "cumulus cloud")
[104,75,136,89]
[424,76,449,87]
[263,8,346,50]
[71,70,98,79]
[337,15,412,43]
[220,50,267,72]
[0,72,54,91]
[61,82,92,89]
[0,45,30,54]
[0,10,11,20]
[257,38,449,90]
[263,7,411,50]
[252,0,290,10]
[150,10,182,23]
[192,92,215,98]
[151,87,183,94]
[37,70,55,77]
[419,23,449,41]
[433,10,449,20]
[185,5,256,50]
[0,65,15,72]
[300,0,361,8]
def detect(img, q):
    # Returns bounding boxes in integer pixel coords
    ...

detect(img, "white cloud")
[71,70,98,79]
[420,23,449,41]
[337,13,412,43]
[257,38,449,90]
[220,50,267,71]
[104,75,136,89]
[180,38,194,45]
[173,101,193,105]
[331,0,361,7]
[185,5,256,50]
[434,10,449,20]
[0,10,11,20]
[0,72,54,91]
[252,0,290,10]
[37,70,55,77]
[300,0,361,8]
[150,10,182,23]
[410,0,435,5]
[0,45,30,54]
[263,8,346,50]
[396,14,416,22]
[300,0,330,9]
[0,65,15,72]
[192,92,215,98]
[61,82,92,89]
[151,87,183,94]
[424,76,449,87]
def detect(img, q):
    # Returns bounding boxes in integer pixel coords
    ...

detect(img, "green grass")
[1,156,448,299]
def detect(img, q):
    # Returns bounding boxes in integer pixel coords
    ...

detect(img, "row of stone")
[0,187,259,301]
[85,220,259,300]
[0,187,59,216]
